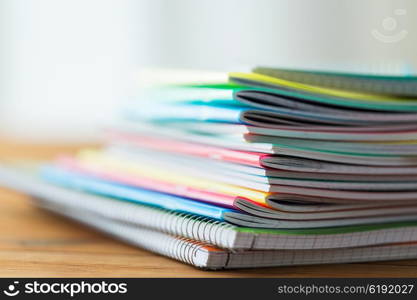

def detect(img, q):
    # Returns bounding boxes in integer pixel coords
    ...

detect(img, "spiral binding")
[30,182,239,249]
[38,200,229,268]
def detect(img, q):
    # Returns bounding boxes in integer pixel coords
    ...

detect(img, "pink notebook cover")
[55,156,247,208]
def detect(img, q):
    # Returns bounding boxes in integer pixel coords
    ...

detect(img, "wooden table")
[1,139,417,277]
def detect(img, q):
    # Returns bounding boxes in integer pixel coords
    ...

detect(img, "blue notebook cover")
[41,166,237,221]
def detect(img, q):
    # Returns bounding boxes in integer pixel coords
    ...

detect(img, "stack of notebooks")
[2,67,417,269]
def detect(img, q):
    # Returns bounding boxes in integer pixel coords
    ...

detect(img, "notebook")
[107,129,417,174]
[40,164,417,229]
[47,155,417,215]
[127,89,417,128]
[144,121,417,145]
[115,121,417,166]
[68,149,417,203]
[253,67,417,97]
[3,164,417,250]
[101,145,417,191]
[35,198,417,270]
[134,84,417,127]
[43,153,417,228]
[229,72,417,111]
[108,143,417,181]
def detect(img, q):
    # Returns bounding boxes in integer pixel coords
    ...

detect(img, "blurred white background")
[0,0,416,142]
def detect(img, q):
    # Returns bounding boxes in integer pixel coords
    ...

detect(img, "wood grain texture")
[1,139,417,277]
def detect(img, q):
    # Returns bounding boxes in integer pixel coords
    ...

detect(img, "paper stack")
[2,67,417,269]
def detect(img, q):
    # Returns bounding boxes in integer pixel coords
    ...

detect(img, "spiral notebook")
[36,198,417,270]
[3,165,417,252]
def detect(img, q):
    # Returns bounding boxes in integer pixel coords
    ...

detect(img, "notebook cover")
[253,67,417,97]
[41,165,417,229]
[229,72,417,111]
